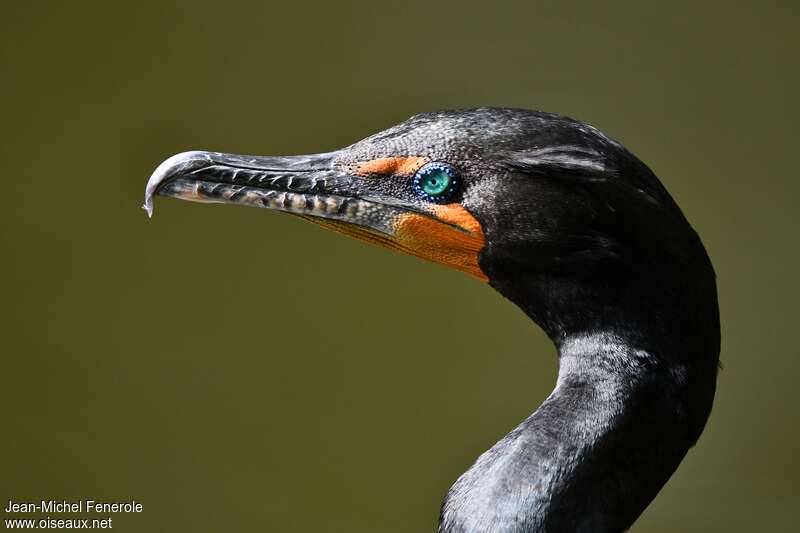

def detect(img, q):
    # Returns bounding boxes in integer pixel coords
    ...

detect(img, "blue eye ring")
[412,162,460,203]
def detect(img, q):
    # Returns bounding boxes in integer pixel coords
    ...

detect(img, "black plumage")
[145,108,720,532]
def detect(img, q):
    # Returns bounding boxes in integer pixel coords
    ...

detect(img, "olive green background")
[1,1,797,531]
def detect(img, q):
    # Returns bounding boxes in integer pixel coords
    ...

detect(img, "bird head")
[145,108,713,342]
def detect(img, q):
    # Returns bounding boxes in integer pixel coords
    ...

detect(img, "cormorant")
[144,108,720,532]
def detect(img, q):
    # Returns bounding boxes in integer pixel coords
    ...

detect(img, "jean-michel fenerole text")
[4,499,143,514]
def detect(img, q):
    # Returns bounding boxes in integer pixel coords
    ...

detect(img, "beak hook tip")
[142,198,154,218]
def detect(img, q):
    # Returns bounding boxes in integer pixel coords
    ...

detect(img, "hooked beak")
[143,150,407,235]
[144,150,487,281]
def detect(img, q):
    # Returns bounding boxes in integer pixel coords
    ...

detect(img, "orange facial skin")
[303,207,487,282]
[393,204,487,281]
[324,157,489,281]
[356,157,428,176]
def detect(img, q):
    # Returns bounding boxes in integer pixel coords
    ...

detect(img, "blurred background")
[1,1,797,531]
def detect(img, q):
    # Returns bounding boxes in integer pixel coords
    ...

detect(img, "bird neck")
[441,333,693,533]
[441,267,719,532]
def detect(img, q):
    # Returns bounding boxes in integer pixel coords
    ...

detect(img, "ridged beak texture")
[144,150,487,280]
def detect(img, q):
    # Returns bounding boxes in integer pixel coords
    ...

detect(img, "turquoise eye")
[413,162,459,203]
[421,169,451,195]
